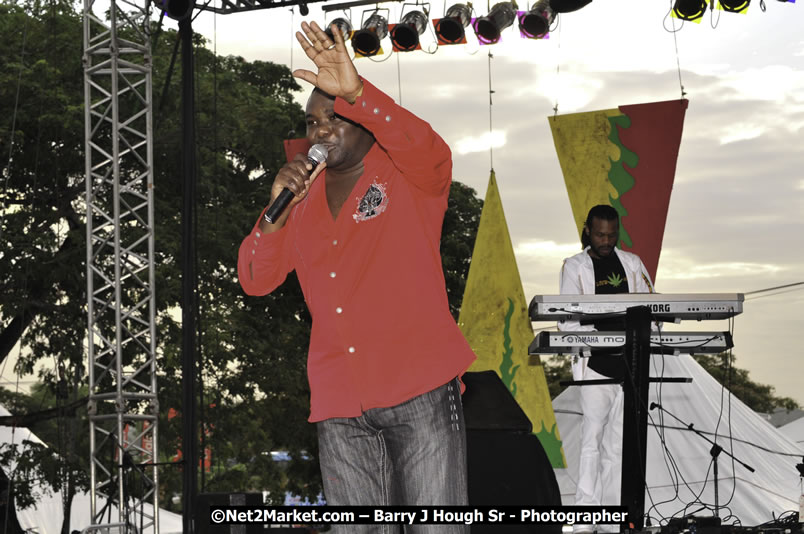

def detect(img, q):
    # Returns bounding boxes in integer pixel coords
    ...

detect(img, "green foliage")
[0,384,90,510]
[693,353,800,413]
[543,354,572,399]
[441,181,483,320]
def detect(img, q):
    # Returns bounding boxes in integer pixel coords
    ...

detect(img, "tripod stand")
[651,402,755,516]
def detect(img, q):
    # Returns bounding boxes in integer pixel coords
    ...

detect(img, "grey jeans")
[316,377,469,533]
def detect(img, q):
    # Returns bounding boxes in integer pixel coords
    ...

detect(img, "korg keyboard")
[529,293,743,322]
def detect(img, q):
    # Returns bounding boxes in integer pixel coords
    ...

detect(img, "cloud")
[718,123,766,144]
[454,130,507,155]
[658,259,784,281]
[515,240,580,262]
[516,71,604,113]
[714,65,804,105]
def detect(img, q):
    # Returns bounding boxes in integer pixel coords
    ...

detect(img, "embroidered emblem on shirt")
[607,273,624,287]
[352,180,389,223]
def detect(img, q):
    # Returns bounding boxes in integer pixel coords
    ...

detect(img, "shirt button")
[251,249,255,254]
[385,115,391,122]
[373,107,379,114]
[332,239,338,246]
[348,346,355,353]
[330,272,336,278]
[336,307,343,314]
[255,231,261,238]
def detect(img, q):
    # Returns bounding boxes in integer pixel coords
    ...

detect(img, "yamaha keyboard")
[529,330,733,355]
[529,293,744,322]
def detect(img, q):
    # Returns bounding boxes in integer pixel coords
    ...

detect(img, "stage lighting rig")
[673,0,707,21]
[473,1,517,44]
[391,9,429,51]
[519,0,554,38]
[433,3,472,44]
[159,0,193,20]
[719,0,750,12]
[352,11,389,56]
[325,17,353,42]
[549,0,592,12]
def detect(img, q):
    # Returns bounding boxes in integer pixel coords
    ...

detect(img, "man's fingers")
[309,161,327,183]
[329,22,346,48]
[292,68,316,86]
[296,31,318,59]
[300,21,321,49]
[309,20,328,42]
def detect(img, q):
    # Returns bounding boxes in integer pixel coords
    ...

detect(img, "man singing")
[237,21,476,533]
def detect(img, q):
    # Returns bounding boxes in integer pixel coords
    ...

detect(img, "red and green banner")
[548,99,688,281]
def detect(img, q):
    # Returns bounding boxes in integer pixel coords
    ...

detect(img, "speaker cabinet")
[463,371,562,534]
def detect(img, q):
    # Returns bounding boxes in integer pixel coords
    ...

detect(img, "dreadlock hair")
[581,204,619,249]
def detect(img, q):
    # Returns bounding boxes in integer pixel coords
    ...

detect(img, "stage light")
[352,12,389,56]
[433,3,472,44]
[519,0,554,39]
[160,0,193,20]
[719,0,750,11]
[549,0,592,12]
[673,0,707,20]
[390,10,428,51]
[325,17,353,42]
[473,2,517,44]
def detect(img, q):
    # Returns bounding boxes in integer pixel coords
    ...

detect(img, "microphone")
[649,402,660,411]
[264,143,328,224]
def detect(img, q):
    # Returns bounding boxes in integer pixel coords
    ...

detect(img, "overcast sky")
[183,0,804,406]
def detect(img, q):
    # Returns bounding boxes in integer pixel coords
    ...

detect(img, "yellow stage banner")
[458,171,566,468]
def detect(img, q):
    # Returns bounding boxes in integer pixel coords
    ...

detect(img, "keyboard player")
[559,205,656,534]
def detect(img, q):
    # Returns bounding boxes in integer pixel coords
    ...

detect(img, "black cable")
[644,330,687,524]
[156,34,182,136]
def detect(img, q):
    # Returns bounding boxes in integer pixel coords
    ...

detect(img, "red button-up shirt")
[238,79,477,422]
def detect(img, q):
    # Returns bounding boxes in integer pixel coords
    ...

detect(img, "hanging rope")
[396,49,403,105]
[487,50,494,171]
[197,4,222,494]
[552,16,561,117]
[290,7,295,73]
[190,9,209,494]
[664,0,688,99]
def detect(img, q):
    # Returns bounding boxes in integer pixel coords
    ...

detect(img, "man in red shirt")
[238,21,476,532]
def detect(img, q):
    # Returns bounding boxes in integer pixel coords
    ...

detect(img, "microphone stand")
[651,403,755,517]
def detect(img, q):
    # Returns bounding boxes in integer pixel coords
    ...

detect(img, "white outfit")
[558,247,655,530]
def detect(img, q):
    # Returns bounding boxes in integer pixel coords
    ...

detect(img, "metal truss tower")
[83,0,159,530]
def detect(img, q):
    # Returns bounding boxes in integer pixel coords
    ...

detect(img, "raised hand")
[293,21,363,103]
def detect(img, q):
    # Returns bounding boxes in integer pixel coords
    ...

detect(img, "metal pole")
[620,305,651,530]
[180,15,199,534]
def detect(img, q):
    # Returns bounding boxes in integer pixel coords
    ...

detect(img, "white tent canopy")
[552,353,803,527]
[779,417,804,448]
[0,405,182,534]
